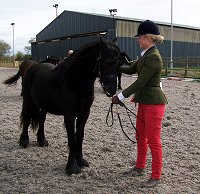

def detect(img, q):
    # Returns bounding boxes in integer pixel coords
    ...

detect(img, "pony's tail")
[3,70,21,85]
[20,99,39,132]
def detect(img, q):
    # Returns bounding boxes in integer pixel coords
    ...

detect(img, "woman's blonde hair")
[145,34,164,44]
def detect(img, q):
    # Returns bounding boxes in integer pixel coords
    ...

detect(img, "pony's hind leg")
[19,93,40,148]
[37,110,48,147]
[19,110,31,148]
[21,77,23,96]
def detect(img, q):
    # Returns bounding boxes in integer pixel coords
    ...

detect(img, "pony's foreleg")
[117,73,122,90]
[37,110,48,147]
[75,111,90,168]
[64,115,81,175]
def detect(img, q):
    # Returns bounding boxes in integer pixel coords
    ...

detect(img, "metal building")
[32,10,200,61]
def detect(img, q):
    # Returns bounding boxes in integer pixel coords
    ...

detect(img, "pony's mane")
[54,40,101,72]
[53,39,121,76]
[71,41,99,62]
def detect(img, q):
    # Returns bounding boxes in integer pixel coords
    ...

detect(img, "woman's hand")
[112,95,123,106]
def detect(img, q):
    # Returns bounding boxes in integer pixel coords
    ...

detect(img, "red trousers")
[135,103,165,179]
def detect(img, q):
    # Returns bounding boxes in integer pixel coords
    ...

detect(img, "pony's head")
[97,38,124,97]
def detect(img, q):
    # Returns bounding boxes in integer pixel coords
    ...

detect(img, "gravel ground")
[0,67,200,194]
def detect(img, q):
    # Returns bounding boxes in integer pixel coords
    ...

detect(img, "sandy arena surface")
[0,67,200,194]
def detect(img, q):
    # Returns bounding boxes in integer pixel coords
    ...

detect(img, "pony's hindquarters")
[19,64,49,148]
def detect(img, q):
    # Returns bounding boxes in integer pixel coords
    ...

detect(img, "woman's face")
[137,35,153,50]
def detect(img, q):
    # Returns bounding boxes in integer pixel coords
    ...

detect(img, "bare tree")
[24,37,36,55]
[0,40,11,57]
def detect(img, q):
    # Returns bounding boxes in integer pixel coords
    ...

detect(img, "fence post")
[186,56,189,69]
[184,69,187,78]
[165,60,168,76]
[184,56,189,78]
[165,68,168,76]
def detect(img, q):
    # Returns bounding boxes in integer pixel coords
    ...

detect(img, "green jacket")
[120,46,167,104]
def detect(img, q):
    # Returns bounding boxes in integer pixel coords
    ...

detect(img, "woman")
[112,20,167,188]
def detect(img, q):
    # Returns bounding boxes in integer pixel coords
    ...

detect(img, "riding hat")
[135,20,160,37]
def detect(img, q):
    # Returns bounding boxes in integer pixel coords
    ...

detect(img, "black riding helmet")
[135,20,160,37]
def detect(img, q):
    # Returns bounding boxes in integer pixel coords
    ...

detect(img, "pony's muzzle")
[100,76,117,97]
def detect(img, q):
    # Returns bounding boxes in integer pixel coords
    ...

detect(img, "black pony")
[3,56,60,96]
[19,38,126,175]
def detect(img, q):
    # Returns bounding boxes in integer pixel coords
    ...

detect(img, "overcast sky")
[0,0,199,54]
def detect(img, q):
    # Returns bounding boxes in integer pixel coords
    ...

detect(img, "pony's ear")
[99,36,108,47]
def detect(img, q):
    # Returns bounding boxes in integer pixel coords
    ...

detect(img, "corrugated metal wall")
[116,19,200,43]
[32,11,200,62]
[116,19,200,60]
[32,35,108,61]
[32,11,115,61]
[159,26,200,43]
[117,37,200,60]
[37,11,114,41]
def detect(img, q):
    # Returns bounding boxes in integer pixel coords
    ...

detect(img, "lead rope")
[106,102,142,144]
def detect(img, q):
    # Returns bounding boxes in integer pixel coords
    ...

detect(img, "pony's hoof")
[37,139,49,147]
[65,165,82,176]
[77,158,89,168]
[19,139,29,148]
